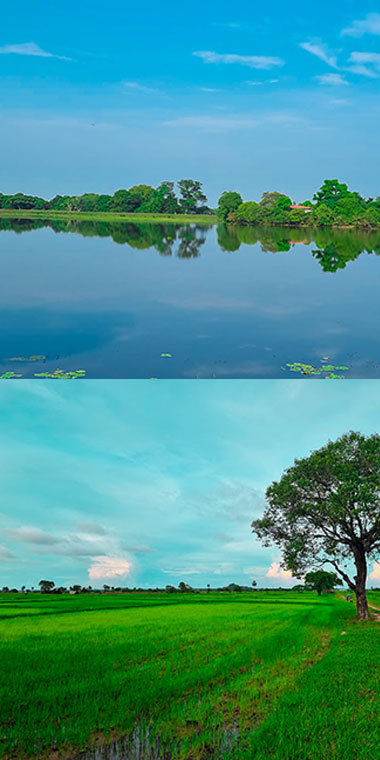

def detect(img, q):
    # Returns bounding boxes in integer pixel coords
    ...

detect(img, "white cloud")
[0,42,71,61]
[316,73,349,86]
[200,87,221,92]
[0,544,16,561]
[75,520,108,536]
[88,556,132,581]
[193,50,284,69]
[349,52,380,66]
[214,562,235,575]
[161,567,202,576]
[348,64,379,78]
[10,525,59,545]
[369,562,380,581]
[213,22,243,30]
[123,81,160,94]
[342,13,380,37]
[162,115,259,131]
[266,561,293,582]
[246,79,279,86]
[299,41,338,69]
[347,52,380,78]
[329,98,351,106]
[162,111,305,133]
[242,566,266,576]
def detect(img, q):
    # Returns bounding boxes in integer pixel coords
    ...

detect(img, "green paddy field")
[1,591,379,760]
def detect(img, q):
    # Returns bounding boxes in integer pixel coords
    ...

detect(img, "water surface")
[1,218,379,378]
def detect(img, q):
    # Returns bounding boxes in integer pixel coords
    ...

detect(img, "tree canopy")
[0,181,210,216]
[304,570,342,596]
[217,191,243,220]
[217,179,380,229]
[252,432,380,620]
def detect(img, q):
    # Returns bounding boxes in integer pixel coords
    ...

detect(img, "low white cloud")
[214,562,235,575]
[162,115,259,131]
[162,111,305,133]
[266,561,293,582]
[75,520,108,536]
[193,51,284,69]
[316,73,349,86]
[10,525,59,545]
[88,556,132,581]
[347,52,380,78]
[0,544,16,561]
[348,65,379,79]
[212,22,243,30]
[162,567,201,576]
[342,13,380,38]
[0,42,71,60]
[299,41,338,69]
[369,562,380,581]
[246,79,279,86]
[123,81,160,94]
[329,98,351,106]
[242,566,266,576]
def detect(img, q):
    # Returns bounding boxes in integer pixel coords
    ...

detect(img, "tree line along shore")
[1,178,380,228]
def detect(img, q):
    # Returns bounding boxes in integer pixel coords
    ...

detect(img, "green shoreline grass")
[1,590,379,759]
[0,209,217,225]
[1,209,377,230]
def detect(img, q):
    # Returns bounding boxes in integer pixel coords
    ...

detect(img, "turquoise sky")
[1,2,380,203]
[1,380,379,589]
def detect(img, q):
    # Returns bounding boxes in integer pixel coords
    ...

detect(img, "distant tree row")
[0,180,212,215]
[3,576,374,596]
[218,180,380,229]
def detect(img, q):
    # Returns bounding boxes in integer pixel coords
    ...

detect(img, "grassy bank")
[0,209,217,225]
[0,591,379,759]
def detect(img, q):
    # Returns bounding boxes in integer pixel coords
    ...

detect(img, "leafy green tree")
[236,201,263,224]
[111,186,155,213]
[139,182,179,214]
[304,570,342,596]
[217,191,243,220]
[110,189,131,212]
[127,184,155,211]
[178,581,193,592]
[156,182,179,214]
[226,583,242,592]
[260,191,290,209]
[178,180,207,214]
[38,580,55,593]
[251,432,380,620]
[313,179,350,207]
[313,204,336,226]
[269,196,292,223]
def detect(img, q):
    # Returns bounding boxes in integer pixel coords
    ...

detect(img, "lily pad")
[34,369,86,379]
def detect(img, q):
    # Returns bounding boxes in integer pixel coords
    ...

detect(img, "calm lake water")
[1,217,379,378]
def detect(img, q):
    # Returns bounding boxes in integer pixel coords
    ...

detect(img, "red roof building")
[289,204,313,212]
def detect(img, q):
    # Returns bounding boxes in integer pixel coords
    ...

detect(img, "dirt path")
[337,593,380,621]
[368,603,380,621]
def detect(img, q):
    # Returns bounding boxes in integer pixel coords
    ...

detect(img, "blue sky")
[1,380,379,589]
[1,2,380,204]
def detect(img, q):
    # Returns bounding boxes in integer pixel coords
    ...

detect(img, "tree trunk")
[353,549,370,621]
[355,586,370,620]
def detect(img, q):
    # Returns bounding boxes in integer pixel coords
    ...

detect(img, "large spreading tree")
[252,432,380,620]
